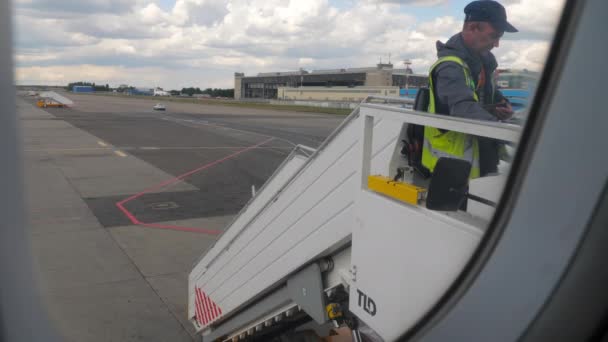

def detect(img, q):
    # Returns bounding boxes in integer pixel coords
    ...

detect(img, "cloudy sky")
[13,0,565,90]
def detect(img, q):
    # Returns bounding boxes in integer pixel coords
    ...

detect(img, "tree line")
[64,82,234,98]
[179,87,234,98]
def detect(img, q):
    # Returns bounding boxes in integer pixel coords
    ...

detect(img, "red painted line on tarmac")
[115,137,274,234]
[116,202,142,225]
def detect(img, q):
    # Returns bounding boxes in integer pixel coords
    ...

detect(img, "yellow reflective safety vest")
[422,56,481,179]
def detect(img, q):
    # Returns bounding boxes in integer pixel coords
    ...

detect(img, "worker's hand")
[494,100,513,121]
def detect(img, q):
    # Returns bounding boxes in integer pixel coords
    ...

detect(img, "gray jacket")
[433,33,506,120]
[432,33,507,175]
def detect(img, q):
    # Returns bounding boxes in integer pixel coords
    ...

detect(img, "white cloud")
[171,0,230,26]
[15,64,235,89]
[15,15,94,48]
[16,65,111,84]
[16,0,135,15]
[416,16,461,37]
[139,3,169,24]
[497,40,551,71]
[505,0,565,36]
[13,0,566,89]
[363,0,448,6]
[499,0,524,5]
[15,53,60,63]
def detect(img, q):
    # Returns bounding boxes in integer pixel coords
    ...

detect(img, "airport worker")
[422,0,518,178]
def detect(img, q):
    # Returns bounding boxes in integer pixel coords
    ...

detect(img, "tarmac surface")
[20,94,344,341]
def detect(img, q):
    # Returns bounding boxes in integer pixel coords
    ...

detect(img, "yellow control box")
[367,175,426,205]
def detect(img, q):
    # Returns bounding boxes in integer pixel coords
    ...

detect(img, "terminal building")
[277,86,402,102]
[234,63,428,100]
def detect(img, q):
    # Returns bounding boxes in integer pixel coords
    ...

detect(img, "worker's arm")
[433,62,497,121]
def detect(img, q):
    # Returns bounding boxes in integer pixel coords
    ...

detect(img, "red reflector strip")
[211,302,217,317]
[205,292,214,320]
[196,288,208,325]
[194,287,223,326]
[194,290,203,325]
[201,290,209,324]
[200,289,210,324]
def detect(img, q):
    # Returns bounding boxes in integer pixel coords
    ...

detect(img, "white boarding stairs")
[188,96,521,341]
[38,91,74,106]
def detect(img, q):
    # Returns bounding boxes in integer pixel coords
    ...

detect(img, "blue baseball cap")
[464,1,518,33]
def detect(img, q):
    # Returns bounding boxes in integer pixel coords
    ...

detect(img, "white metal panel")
[211,167,357,303]
[198,117,396,293]
[193,113,386,287]
[39,91,74,106]
[219,202,355,312]
[360,105,521,143]
[191,152,308,279]
[190,122,360,325]
[467,175,506,221]
[350,190,483,341]
[191,111,402,326]
[369,119,402,176]
[350,107,504,341]
[200,152,356,297]
[197,126,360,295]
[188,153,307,320]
